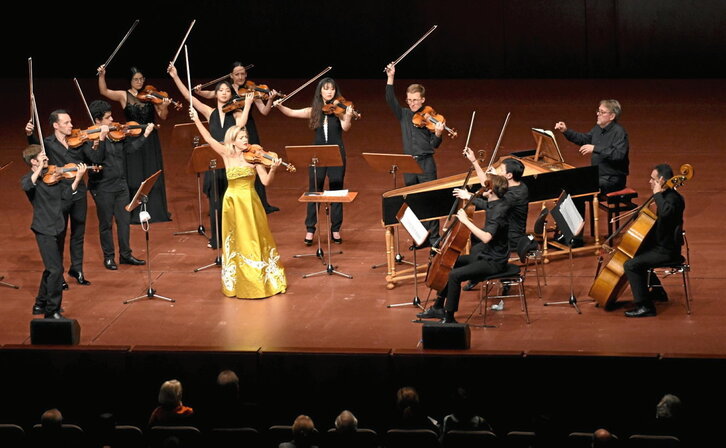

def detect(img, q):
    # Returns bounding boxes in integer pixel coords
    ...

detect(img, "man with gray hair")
[334,410,358,433]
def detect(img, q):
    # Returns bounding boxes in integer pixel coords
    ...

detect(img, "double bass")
[589,164,693,309]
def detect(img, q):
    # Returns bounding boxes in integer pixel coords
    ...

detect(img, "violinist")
[623,164,685,318]
[188,108,287,299]
[25,110,98,288]
[21,144,86,319]
[275,77,353,245]
[98,65,172,223]
[417,174,510,324]
[195,62,280,214]
[385,63,444,247]
[168,63,254,250]
[87,100,153,270]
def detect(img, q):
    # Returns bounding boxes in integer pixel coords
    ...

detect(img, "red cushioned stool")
[599,187,638,235]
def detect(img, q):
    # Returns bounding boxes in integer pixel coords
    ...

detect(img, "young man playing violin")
[21,144,86,318]
[623,164,685,318]
[86,100,153,270]
[385,63,444,247]
[25,111,98,288]
[417,174,510,324]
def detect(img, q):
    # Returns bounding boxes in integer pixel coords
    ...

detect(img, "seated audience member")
[592,428,617,447]
[334,410,358,433]
[441,387,492,434]
[280,414,318,448]
[651,393,685,439]
[37,408,63,446]
[207,369,259,428]
[149,379,195,427]
[392,386,439,433]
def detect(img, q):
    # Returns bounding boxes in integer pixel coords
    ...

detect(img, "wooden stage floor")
[1,78,724,357]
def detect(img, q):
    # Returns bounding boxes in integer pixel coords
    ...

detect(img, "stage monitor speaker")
[30,318,81,345]
[422,322,470,349]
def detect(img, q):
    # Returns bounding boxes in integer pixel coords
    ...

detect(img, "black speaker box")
[30,318,81,345]
[422,322,470,349]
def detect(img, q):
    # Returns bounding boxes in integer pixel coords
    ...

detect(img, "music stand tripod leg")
[0,276,20,289]
[302,201,351,279]
[194,167,222,272]
[388,244,424,309]
[293,163,332,264]
[543,245,593,313]
[174,173,207,237]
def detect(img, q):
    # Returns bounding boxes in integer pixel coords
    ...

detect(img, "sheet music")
[399,207,429,246]
[532,127,555,139]
[560,194,585,236]
[322,189,349,197]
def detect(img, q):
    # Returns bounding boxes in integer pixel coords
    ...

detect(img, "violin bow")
[485,112,511,172]
[171,20,196,66]
[28,57,34,124]
[97,19,139,75]
[184,45,194,115]
[383,25,438,72]
[272,66,332,108]
[195,64,254,90]
[31,94,45,152]
[73,78,95,126]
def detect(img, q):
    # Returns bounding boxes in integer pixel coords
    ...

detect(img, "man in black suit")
[21,145,86,318]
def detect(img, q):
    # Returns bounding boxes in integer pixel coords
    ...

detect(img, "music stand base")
[302,264,352,279]
[544,295,594,314]
[0,276,19,289]
[388,295,422,309]
[174,225,207,237]
[194,256,222,272]
[124,287,175,304]
[372,253,415,269]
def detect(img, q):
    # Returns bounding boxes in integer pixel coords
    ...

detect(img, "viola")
[137,85,183,110]
[412,106,458,138]
[43,163,103,185]
[66,121,153,148]
[322,97,361,120]
[239,81,286,101]
[243,144,296,173]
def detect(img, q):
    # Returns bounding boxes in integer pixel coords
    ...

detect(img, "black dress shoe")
[441,312,459,324]
[416,307,445,319]
[45,312,64,319]
[332,234,343,244]
[625,305,657,318]
[33,305,45,315]
[265,206,280,214]
[120,255,145,266]
[62,281,69,290]
[463,281,479,291]
[68,270,91,285]
[104,258,118,270]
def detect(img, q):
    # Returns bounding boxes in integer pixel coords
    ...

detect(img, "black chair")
[112,425,144,448]
[442,429,498,448]
[210,427,261,447]
[386,429,440,448]
[628,434,680,447]
[324,427,378,448]
[505,430,535,448]
[267,425,293,447]
[0,424,25,448]
[148,425,202,448]
[647,230,692,314]
[30,423,85,448]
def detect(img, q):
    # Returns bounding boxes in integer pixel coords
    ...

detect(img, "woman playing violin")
[275,77,354,245]
[188,107,287,299]
[97,65,172,223]
[194,62,280,214]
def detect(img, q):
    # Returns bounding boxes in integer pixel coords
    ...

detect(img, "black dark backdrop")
[7,0,726,80]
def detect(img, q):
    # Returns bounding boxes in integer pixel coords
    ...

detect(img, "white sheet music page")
[399,207,429,247]
[560,194,585,236]
[322,189,349,197]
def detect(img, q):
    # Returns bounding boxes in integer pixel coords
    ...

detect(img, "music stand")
[543,191,592,313]
[285,145,343,264]
[192,150,224,272]
[124,170,174,304]
[0,161,19,289]
[172,122,208,237]
[362,152,422,269]
[387,203,428,309]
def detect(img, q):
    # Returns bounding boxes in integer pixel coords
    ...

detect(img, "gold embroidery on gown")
[221,166,286,298]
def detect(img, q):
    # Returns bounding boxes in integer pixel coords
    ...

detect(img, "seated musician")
[623,164,685,318]
[417,174,510,324]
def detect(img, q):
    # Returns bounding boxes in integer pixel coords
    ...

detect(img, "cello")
[589,164,693,309]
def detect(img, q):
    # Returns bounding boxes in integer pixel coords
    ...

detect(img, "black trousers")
[35,232,64,315]
[91,188,132,259]
[624,247,682,307]
[60,193,87,273]
[435,246,507,312]
[404,156,439,245]
[305,163,346,233]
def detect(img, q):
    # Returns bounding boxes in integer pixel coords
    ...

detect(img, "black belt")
[412,154,433,160]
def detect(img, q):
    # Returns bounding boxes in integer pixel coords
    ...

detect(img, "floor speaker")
[30,318,81,345]
[422,322,470,349]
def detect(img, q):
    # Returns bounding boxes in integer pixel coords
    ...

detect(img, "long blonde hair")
[223,125,248,154]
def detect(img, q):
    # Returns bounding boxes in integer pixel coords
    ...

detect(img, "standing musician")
[168,63,254,250]
[275,77,354,245]
[385,63,444,247]
[623,164,685,318]
[25,111,97,288]
[195,62,280,214]
[417,174,510,324]
[86,100,153,270]
[21,144,86,318]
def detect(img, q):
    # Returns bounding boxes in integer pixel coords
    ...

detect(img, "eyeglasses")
[406,98,423,104]
[596,109,612,115]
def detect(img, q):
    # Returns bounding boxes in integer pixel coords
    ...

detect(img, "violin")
[66,122,154,148]
[322,97,361,120]
[239,81,286,101]
[137,85,183,111]
[43,163,103,185]
[243,144,296,173]
[412,106,458,138]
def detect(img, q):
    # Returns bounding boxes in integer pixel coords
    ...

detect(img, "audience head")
[334,410,358,433]
[450,387,476,421]
[158,379,183,410]
[216,369,240,398]
[656,393,682,420]
[292,414,316,444]
[396,386,423,423]
[40,408,63,431]
[592,428,616,448]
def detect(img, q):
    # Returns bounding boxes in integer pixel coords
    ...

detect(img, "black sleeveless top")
[313,113,345,151]
[209,108,238,142]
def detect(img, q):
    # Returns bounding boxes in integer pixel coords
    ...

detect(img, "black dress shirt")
[21,171,67,236]
[87,136,146,192]
[563,121,629,181]
[386,84,442,157]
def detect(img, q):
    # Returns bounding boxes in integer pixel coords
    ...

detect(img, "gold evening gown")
[221,166,286,298]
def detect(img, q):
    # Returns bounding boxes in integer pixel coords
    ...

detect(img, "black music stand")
[387,204,428,309]
[543,191,592,313]
[362,152,422,269]
[193,149,226,273]
[172,122,207,238]
[0,161,19,289]
[124,170,174,304]
[285,145,343,264]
